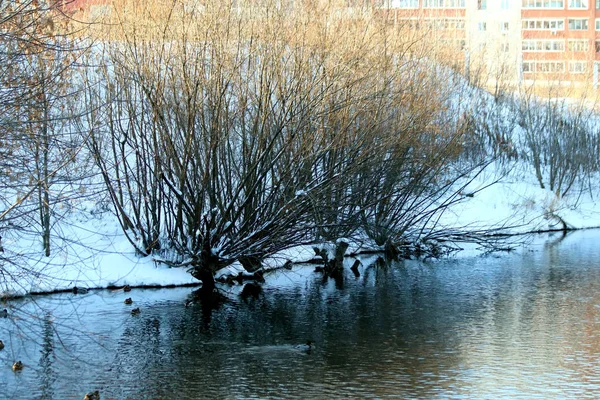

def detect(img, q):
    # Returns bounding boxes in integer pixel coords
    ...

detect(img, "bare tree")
[517,88,600,199]
[0,0,88,257]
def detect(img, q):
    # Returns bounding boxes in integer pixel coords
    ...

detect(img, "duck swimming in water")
[12,361,23,371]
[294,340,313,353]
[72,286,89,295]
[124,297,133,305]
[0,309,7,318]
[83,390,100,400]
[0,340,4,350]
[131,307,141,315]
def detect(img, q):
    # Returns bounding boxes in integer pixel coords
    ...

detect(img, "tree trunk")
[192,266,215,294]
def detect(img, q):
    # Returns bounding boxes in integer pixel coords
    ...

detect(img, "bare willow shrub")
[84,0,493,288]
[352,68,492,254]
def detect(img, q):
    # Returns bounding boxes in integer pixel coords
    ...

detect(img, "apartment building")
[379,1,468,53]
[61,0,600,85]
[376,1,521,83]
[467,0,522,82]
[520,0,600,83]
[379,0,600,85]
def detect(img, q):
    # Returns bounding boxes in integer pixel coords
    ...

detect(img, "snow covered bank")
[0,208,200,298]
[443,164,600,234]
[2,159,600,299]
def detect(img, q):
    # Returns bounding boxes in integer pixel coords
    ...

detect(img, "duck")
[0,340,4,350]
[12,361,23,371]
[123,285,131,292]
[130,307,141,315]
[72,286,89,295]
[124,297,133,305]
[83,391,100,400]
[0,309,7,318]
[240,282,262,301]
[294,340,313,353]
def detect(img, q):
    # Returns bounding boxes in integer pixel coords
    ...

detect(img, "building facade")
[379,0,600,86]
[520,0,599,83]
[64,0,600,85]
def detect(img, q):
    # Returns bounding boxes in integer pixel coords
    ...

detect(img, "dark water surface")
[3,230,600,399]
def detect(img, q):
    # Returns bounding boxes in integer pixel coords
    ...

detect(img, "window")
[423,0,466,7]
[536,61,565,72]
[438,38,466,50]
[568,18,588,30]
[596,19,600,30]
[478,21,487,31]
[568,0,588,7]
[522,61,534,73]
[568,39,589,51]
[595,40,600,52]
[452,19,466,29]
[500,22,510,31]
[501,42,510,52]
[501,0,510,8]
[522,19,565,30]
[597,0,600,8]
[569,61,586,73]
[478,0,487,9]
[522,0,564,7]
[522,39,565,51]
[388,0,419,7]
[406,19,420,29]
[431,18,465,29]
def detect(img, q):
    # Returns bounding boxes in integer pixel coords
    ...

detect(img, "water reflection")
[2,230,600,398]
[37,314,55,400]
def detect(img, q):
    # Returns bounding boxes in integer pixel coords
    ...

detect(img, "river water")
[2,230,600,399]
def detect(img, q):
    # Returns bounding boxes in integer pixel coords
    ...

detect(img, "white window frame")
[522,39,565,52]
[522,0,564,8]
[501,0,510,8]
[595,18,600,30]
[387,0,419,8]
[428,18,465,29]
[522,19,565,31]
[536,61,565,73]
[568,18,589,30]
[569,61,587,73]
[423,0,466,8]
[522,61,535,73]
[568,39,589,51]
[568,0,589,8]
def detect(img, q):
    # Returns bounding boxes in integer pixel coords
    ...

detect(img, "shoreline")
[3,225,598,301]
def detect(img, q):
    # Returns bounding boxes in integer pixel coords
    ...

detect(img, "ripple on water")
[4,232,600,397]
